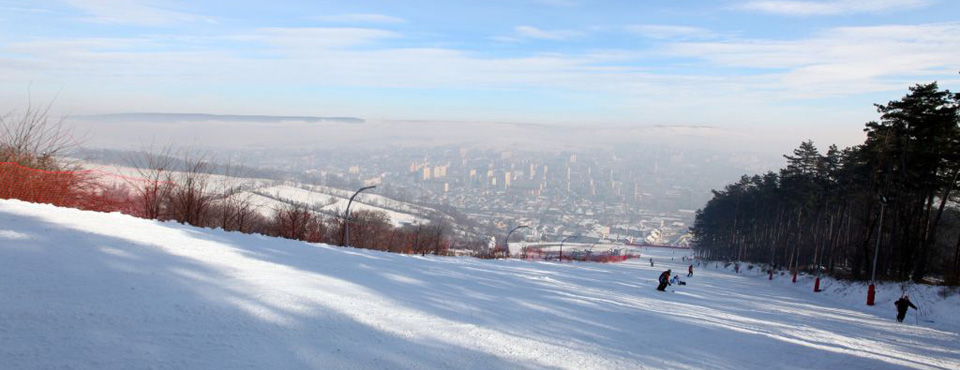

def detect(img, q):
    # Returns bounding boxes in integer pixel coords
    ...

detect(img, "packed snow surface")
[1,199,958,369]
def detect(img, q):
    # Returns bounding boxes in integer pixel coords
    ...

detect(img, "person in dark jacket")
[657,269,671,291]
[894,295,917,323]
[688,264,694,277]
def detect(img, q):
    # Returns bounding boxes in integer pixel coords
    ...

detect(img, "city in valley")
[79,121,777,253]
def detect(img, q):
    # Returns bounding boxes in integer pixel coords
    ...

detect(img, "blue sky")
[1,0,958,147]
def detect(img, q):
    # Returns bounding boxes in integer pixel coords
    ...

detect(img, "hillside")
[1,199,958,369]
[81,162,435,227]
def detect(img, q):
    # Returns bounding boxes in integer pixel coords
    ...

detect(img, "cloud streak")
[310,14,406,24]
[663,22,960,97]
[625,25,717,40]
[740,0,930,16]
[242,28,402,50]
[513,26,583,40]
[59,0,211,25]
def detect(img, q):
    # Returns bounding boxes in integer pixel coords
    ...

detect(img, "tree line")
[691,83,960,284]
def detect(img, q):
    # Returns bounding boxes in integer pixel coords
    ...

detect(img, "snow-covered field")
[248,185,424,226]
[1,199,958,369]
[80,163,430,226]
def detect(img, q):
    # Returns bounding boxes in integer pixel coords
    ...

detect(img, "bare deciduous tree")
[272,202,314,241]
[127,146,176,220]
[167,148,215,227]
[0,99,80,170]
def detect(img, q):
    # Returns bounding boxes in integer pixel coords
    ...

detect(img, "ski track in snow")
[1,199,958,369]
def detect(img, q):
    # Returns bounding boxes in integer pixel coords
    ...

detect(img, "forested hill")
[691,82,960,284]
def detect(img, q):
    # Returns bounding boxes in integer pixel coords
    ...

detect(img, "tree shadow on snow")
[0,210,549,370]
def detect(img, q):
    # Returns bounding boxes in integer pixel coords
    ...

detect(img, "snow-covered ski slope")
[1,199,958,369]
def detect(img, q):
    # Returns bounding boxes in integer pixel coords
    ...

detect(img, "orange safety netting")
[0,162,139,214]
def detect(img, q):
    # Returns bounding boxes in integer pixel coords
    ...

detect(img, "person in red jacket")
[688,264,694,277]
[657,269,671,291]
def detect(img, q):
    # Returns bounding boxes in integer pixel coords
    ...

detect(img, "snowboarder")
[688,264,694,277]
[894,295,917,323]
[650,258,655,267]
[657,269,671,291]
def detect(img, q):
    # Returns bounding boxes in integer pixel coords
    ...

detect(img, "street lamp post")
[867,194,887,306]
[343,185,377,247]
[559,235,578,262]
[504,225,529,258]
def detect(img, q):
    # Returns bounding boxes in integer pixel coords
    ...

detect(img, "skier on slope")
[688,264,694,277]
[894,295,918,323]
[650,258,655,267]
[657,269,671,291]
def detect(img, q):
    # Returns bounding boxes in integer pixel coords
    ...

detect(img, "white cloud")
[236,28,402,50]
[513,26,582,40]
[740,0,930,16]
[311,14,406,24]
[625,25,717,40]
[2,21,957,128]
[0,32,647,97]
[59,0,211,25]
[663,22,960,97]
[528,0,578,6]
[1,6,52,14]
